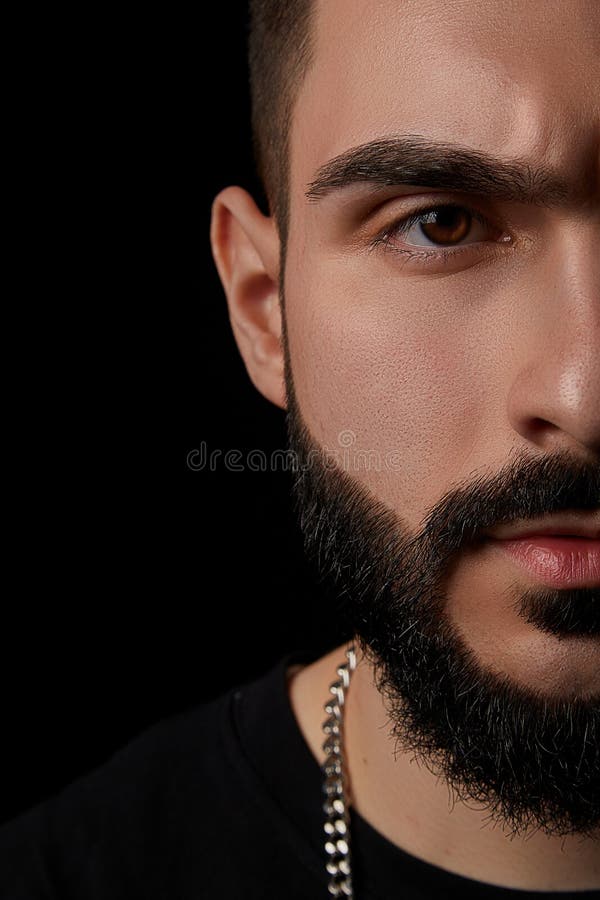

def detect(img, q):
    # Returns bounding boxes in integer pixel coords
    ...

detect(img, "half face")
[283,0,600,697]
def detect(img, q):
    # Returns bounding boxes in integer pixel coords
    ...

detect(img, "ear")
[210,185,286,410]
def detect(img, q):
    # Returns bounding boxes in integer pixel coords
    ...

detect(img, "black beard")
[282,347,600,839]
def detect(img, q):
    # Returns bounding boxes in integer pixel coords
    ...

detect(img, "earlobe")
[210,186,286,410]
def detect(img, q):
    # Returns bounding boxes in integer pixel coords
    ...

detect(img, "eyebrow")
[305,135,574,208]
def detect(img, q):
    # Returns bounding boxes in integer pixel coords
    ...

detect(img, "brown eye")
[381,202,503,253]
[418,207,471,245]
[371,201,513,270]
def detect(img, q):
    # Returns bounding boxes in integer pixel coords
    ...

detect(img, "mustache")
[402,447,599,563]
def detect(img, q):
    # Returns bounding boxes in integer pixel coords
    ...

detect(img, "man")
[1,0,598,897]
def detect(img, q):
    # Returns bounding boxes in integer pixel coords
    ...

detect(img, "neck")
[287,643,600,892]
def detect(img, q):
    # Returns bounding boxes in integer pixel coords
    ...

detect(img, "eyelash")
[370,202,505,266]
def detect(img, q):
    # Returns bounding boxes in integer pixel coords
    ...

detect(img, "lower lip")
[490,535,600,588]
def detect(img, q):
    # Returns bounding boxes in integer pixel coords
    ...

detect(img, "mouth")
[488,534,600,588]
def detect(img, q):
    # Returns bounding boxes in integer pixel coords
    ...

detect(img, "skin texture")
[210,0,600,890]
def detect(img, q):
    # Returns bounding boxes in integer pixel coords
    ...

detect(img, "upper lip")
[486,512,600,541]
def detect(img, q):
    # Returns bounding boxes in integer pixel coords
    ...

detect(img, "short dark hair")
[247,0,315,250]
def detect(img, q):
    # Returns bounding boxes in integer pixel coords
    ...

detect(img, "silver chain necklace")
[321,643,357,898]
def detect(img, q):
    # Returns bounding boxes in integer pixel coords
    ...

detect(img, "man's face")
[280,0,599,836]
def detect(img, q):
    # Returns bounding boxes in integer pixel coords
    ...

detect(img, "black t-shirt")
[1,645,598,899]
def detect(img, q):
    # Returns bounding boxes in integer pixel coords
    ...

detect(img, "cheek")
[287,262,489,520]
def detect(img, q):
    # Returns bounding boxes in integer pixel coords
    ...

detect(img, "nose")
[506,221,600,459]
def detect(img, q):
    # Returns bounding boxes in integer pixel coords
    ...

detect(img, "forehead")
[290,0,599,208]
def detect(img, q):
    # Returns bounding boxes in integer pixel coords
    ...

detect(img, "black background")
[1,6,340,825]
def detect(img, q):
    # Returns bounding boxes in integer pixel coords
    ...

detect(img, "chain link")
[321,644,357,898]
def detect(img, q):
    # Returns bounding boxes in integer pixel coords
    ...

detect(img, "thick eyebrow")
[305,135,574,208]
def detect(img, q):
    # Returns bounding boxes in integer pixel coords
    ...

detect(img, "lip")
[486,513,600,541]
[489,535,600,588]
